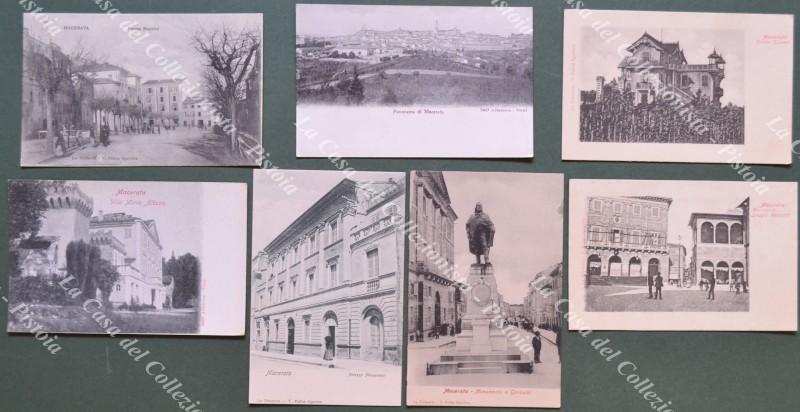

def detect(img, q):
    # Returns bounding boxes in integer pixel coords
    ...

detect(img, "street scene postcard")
[249,170,406,406]
[406,172,562,408]
[21,13,263,167]
[295,4,534,158]
[568,179,798,331]
[7,180,248,336]
[562,10,794,164]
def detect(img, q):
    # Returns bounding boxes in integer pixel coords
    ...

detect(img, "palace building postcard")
[20,13,263,167]
[249,170,406,406]
[6,180,247,336]
[295,4,534,158]
[562,10,794,164]
[405,172,562,408]
[568,179,798,331]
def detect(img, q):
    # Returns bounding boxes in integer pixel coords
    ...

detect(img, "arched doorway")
[731,262,744,283]
[608,255,622,277]
[323,311,338,359]
[286,318,295,355]
[361,306,384,362]
[587,254,602,276]
[434,292,441,332]
[700,261,714,281]
[648,258,660,277]
[716,262,730,283]
[628,257,642,277]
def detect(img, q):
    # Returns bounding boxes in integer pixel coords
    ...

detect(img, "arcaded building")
[252,177,405,364]
[407,171,459,341]
[688,199,748,285]
[585,196,672,284]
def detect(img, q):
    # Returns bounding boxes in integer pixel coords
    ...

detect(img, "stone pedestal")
[427,263,530,375]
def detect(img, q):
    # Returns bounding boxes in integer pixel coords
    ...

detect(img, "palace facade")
[407,171,459,341]
[252,177,405,364]
[688,198,749,285]
[584,196,672,285]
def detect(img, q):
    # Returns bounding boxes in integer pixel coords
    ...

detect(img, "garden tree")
[24,42,91,152]
[192,26,261,154]
[163,253,200,308]
[7,181,50,277]
[65,240,119,303]
[347,68,365,105]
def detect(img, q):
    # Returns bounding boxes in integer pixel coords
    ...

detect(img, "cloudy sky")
[252,170,405,256]
[443,172,563,304]
[78,180,203,258]
[26,13,261,88]
[580,27,744,106]
[297,4,533,37]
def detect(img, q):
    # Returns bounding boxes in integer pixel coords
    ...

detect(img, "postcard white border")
[562,10,794,164]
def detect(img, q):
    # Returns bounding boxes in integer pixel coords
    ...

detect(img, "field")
[7,304,199,334]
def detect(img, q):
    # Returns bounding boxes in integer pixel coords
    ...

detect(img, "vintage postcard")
[6,180,247,335]
[21,13,263,167]
[562,10,794,164]
[569,179,798,331]
[295,4,533,158]
[406,172,562,408]
[249,170,406,406]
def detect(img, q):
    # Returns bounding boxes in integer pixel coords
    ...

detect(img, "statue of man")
[466,202,495,265]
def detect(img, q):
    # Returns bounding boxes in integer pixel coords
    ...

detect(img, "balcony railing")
[585,229,667,252]
[366,278,381,292]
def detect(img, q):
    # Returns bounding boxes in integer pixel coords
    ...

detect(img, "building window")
[642,51,650,62]
[651,207,660,218]
[613,202,623,214]
[700,222,714,243]
[329,221,339,244]
[633,204,642,216]
[307,272,314,294]
[702,75,709,87]
[367,249,380,278]
[116,284,121,291]
[410,283,415,295]
[730,223,744,244]
[715,223,729,244]
[328,262,338,287]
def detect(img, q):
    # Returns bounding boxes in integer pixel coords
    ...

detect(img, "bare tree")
[192,25,261,154]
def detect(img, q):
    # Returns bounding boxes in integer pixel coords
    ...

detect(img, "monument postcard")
[406,171,562,408]
[562,10,794,164]
[6,180,248,336]
[295,4,534,158]
[249,170,406,406]
[21,13,263,167]
[568,179,798,331]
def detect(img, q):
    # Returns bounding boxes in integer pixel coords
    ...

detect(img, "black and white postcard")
[21,13,263,167]
[569,179,797,331]
[7,180,247,335]
[406,172,562,408]
[562,10,793,164]
[249,170,406,406]
[295,4,534,158]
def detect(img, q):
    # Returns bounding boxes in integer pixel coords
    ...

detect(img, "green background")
[1,0,798,411]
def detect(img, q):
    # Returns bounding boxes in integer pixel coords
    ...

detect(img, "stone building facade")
[407,171,459,341]
[585,196,671,284]
[252,177,405,364]
[688,199,748,286]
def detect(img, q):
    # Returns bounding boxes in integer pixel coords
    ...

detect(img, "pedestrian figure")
[647,273,654,299]
[707,277,716,300]
[735,277,742,295]
[654,272,663,300]
[532,331,542,364]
